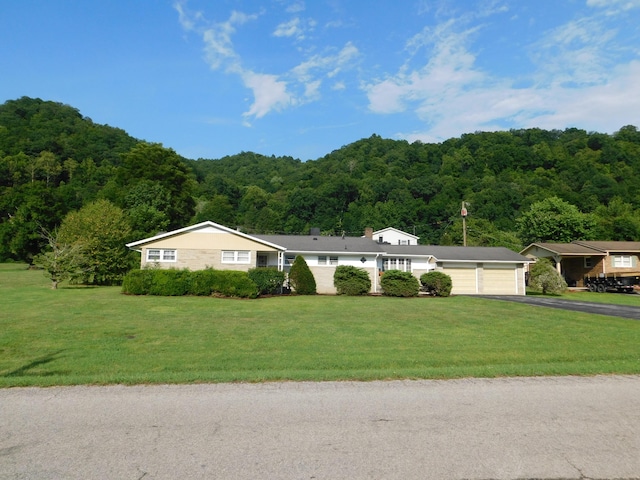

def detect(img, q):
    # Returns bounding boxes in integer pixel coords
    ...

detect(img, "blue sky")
[2,0,639,161]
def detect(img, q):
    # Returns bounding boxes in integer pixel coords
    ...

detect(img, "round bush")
[380,270,419,297]
[420,271,453,297]
[333,265,371,295]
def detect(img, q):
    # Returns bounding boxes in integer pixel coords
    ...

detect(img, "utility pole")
[461,201,468,246]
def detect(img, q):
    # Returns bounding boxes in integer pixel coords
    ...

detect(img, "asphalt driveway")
[479,294,640,320]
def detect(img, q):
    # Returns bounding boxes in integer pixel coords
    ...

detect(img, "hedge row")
[122,268,259,298]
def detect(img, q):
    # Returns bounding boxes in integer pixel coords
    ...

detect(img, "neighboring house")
[127,221,531,295]
[520,241,640,287]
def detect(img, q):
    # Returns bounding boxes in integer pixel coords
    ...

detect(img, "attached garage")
[482,264,518,295]
[441,263,478,295]
[427,246,530,296]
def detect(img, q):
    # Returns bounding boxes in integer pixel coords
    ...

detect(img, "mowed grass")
[1,263,640,387]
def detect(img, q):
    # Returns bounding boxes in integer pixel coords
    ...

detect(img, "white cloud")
[273,17,303,39]
[367,2,640,144]
[286,1,305,13]
[587,0,640,14]
[241,72,292,120]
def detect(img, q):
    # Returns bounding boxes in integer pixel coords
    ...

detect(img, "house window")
[382,258,412,272]
[146,249,176,263]
[378,236,384,243]
[318,256,338,266]
[398,240,410,245]
[222,250,251,264]
[613,255,633,268]
[584,257,592,268]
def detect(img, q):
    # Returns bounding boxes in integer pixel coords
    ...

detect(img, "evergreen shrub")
[121,269,154,295]
[380,270,419,297]
[288,256,316,295]
[333,265,371,295]
[248,267,286,295]
[121,268,258,298]
[420,271,453,297]
[148,269,191,296]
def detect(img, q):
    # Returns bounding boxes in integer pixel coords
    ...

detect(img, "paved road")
[480,295,640,320]
[2,376,640,479]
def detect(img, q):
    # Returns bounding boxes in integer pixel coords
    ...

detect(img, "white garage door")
[483,265,517,295]
[443,265,478,295]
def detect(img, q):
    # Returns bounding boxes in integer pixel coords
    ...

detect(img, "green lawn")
[1,263,639,387]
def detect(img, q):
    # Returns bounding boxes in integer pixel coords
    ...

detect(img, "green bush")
[121,269,154,295]
[148,269,191,296]
[380,270,419,297]
[420,271,453,297]
[121,268,258,298]
[288,256,316,295]
[189,269,217,296]
[211,270,259,298]
[248,267,286,295]
[333,265,371,295]
[528,257,567,295]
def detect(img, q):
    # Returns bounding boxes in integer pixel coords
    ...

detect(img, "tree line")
[2,96,640,276]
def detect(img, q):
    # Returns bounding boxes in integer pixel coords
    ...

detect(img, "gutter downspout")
[374,253,381,293]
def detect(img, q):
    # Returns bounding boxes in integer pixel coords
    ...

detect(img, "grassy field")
[1,263,640,387]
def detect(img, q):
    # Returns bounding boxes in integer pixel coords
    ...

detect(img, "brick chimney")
[364,227,373,239]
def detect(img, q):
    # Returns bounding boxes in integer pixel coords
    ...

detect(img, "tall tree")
[58,199,132,285]
[516,196,597,245]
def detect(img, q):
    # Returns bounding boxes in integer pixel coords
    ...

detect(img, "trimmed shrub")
[248,267,286,295]
[380,270,419,297]
[148,269,191,296]
[189,269,217,296]
[121,268,258,298]
[333,265,371,295]
[211,270,259,298]
[121,269,154,295]
[288,256,316,295]
[420,271,453,297]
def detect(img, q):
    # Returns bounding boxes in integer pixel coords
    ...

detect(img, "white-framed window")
[146,248,177,263]
[222,250,251,264]
[398,239,410,245]
[318,255,338,266]
[382,258,412,272]
[613,255,633,268]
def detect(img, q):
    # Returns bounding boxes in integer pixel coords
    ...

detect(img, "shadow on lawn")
[2,350,66,377]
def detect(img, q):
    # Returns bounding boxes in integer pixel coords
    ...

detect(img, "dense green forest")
[2,96,640,264]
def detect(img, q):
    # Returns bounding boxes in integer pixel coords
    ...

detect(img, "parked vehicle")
[584,275,640,293]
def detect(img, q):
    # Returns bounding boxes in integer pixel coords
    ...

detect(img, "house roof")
[254,234,385,254]
[125,221,286,251]
[521,241,640,257]
[126,222,529,264]
[384,245,531,263]
[572,241,640,253]
[372,227,420,240]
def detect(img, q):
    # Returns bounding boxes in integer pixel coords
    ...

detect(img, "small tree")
[528,258,567,295]
[334,265,371,295]
[32,227,87,289]
[420,271,452,297]
[381,270,419,297]
[288,256,316,295]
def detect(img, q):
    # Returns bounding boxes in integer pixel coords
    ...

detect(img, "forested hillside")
[2,96,640,263]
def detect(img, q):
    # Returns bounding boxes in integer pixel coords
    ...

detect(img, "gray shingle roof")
[254,234,529,262]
